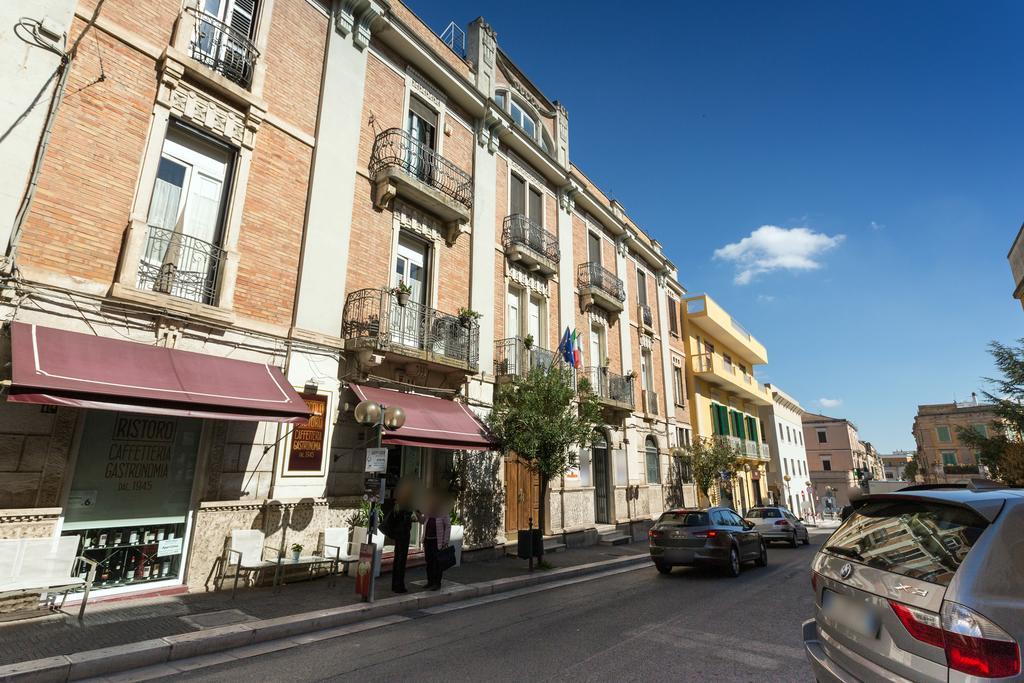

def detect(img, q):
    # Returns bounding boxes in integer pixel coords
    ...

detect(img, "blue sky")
[411,1,1024,452]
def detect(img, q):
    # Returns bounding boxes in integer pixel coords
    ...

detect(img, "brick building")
[0,0,702,608]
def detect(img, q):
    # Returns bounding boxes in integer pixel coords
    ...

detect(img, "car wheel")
[755,540,768,567]
[724,546,741,577]
[789,531,799,548]
[801,530,810,545]
[655,561,672,575]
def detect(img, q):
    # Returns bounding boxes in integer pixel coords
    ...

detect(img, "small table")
[272,555,336,592]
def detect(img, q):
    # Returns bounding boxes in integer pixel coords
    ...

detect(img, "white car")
[744,506,809,547]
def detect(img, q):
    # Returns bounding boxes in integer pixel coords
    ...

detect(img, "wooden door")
[505,455,539,533]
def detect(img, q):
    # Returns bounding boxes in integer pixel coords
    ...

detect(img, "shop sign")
[157,537,184,557]
[288,394,328,472]
[65,413,201,525]
[364,447,388,473]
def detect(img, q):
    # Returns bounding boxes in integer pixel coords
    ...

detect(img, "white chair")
[0,536,96,620]
[322,527,359,577]
[223,530,279,597]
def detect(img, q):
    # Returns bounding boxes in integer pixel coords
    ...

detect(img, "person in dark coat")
[417,492,451,591]
[387,481,415,594]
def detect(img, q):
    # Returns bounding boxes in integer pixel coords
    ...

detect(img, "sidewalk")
[0,541,648,672]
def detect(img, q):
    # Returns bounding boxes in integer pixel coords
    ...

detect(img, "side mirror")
[798,517,805,523]
[742,520,754,530]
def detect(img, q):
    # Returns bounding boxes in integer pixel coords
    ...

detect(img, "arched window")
[645,436,660,484]
[509,98,537,140]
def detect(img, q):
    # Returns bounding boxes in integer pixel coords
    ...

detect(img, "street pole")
[366,418,386,603]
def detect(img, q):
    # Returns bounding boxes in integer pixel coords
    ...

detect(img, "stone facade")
[912,399,999,483]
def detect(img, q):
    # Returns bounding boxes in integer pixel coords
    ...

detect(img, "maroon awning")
[350,384,495,451]
[8,322,310,423]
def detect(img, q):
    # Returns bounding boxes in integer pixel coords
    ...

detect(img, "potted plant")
[393,281,412,307]
[523,333,534,350]
[290,543,303,561]
[457,306,481,328]
[625,369,637,382]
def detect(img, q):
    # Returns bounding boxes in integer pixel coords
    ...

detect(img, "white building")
[759,385,814,516]
[880,451,915,481]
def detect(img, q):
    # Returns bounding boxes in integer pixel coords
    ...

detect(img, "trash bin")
[517,528,543,559]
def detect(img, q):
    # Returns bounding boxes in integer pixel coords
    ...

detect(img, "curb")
[0,553,649,682]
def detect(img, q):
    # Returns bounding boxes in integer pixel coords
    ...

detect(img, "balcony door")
[407,97,437,182]
[142,123,232,304]
[588,231,602,265]
[391,235,429,350]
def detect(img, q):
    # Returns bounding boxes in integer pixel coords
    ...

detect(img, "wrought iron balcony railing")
[137,225,225,305]
[943,463,980,475]
[637,303,653,328]
[577,262,625,302]
[502,214,560,263]
[186,7,260,88]
[342,288,479,369]
[581,366,634,408]
[493,337,556,379]
[369,128,473,209]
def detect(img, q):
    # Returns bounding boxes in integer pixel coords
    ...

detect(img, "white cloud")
[818,398,842,408]
[870,221,885,231]
[757,294,775,303]
[713,225,846,285]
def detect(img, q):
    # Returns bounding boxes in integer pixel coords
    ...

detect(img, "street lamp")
[353,399,406,602]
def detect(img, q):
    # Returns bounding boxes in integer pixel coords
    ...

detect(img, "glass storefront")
[61,411,202,591]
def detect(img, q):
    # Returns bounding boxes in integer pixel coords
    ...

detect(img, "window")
[588,232,602,265]
[972,423,988,438]
[816,429,827,444]
[729,410,746,439]
[747,508,781,519]
[941,451,957,466]
[640,349,654,396]
[823,501,988,587]
[779,422,784,439]
[784,459,789,475]
[799,432,803,446]
[140,121,233,305]
[668,298,679,335]
[821,456,832,471]
[672,366,685,406]
[657,510,707,527]
[509,99,537,140]
[193,0,260,87]
[785,425,791,442]
[589,324,606,367]
[703,339,715,356]
[936,425,952,442]
[636,269,648,306]
[676,427,691,448]
[722,353,733,372]
[494,90,507,110]
[406,96,437,182]
[645,437,660,484]
[745,416,759,443]
[711,403,730,436]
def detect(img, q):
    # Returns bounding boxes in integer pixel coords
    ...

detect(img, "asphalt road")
[165,531,827,683]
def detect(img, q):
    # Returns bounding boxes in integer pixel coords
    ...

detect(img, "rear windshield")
[658,511,709,527]
[746,508,781,518]
[823,500,989,586]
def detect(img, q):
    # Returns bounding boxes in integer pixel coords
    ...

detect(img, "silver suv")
[803,482,1023,682]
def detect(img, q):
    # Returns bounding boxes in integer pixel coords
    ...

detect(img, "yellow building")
[682,294,772,512]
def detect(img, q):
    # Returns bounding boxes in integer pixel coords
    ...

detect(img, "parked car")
[803,482,1024,682]
[648,506,767,577]
[745,506,810,547]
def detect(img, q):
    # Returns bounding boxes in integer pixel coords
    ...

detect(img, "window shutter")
[228,0,257,39]
[510,174,526,216]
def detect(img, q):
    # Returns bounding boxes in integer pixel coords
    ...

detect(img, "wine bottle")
[97,532,107,547]
[129,529,139,545]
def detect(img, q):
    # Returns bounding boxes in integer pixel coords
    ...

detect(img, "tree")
[902,453,920,482]
[955,339,1024,486]
[486,364,603,535]
[684,435,742,505]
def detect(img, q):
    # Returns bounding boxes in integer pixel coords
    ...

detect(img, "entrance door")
[504,454,539,533]
[592,433,611,524]
[391,236,428,349]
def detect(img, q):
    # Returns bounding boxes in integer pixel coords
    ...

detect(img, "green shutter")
[730,410,745,439]
[746,416,758,443]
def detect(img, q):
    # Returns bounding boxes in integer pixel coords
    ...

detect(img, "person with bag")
[384,480,415,594]
[417,492,452,591]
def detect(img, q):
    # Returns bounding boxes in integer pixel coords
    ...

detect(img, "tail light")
[889,600,1020,678]
[942,601,1020,678]
[811,571,820,594]
[648,529,662,539]
[693,530,718,538]
[775,519,791,527]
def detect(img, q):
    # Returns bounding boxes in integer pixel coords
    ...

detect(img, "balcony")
[342,288,479,373]
[493,337,557,381]
[943,464,980,475]
[136,225,225,305]
[581,366,634,413]
[502,215,559,276]
[186,7,259,89]
[637,303,654,331]
[691,352,771,406]
[577,262,625,315]
[725,436,766,460]
[369,128,473,241]
[684,294,767,365]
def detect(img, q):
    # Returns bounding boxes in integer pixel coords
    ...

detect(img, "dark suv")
[804,482,1024,682]
[648,506,767,577]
